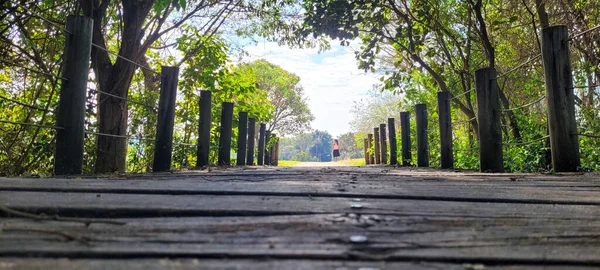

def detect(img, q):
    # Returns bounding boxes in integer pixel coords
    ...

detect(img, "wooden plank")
[2,259,595,270]
[1,215,600,264]
[1,191,599,219]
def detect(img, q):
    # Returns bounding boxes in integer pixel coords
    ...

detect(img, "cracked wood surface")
[1,166,599,269]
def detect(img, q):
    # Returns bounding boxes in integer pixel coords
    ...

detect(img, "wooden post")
[152,66,180,172]
[374,127,381,164]
[217,102,234,166]
[475,68,503,173]
[273,139,280,166]
[264,130,272,165]
[400,112,412,166]
[257,123,266,165]
[196,90,212,168]
[54,16,93,175]
[542,25,580,172]
[416,104,429,167]
[367,134,374,164]
[379,124,387,164]
[437,91,453,169]
[246,118,256,165]
[236,112,248,166]
[363,138,369,165]
[388,118,397,165]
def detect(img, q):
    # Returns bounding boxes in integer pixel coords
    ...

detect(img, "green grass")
[278,160,301,167]
[337,158,366,166]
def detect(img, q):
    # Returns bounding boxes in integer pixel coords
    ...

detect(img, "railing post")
[196,90,212,168]
[236,112,248,166]
[400,112,412,166]
[257,123,266,165]
[374,127,381,164]
[54,16,93,175]
[273,137,280,166]
[388,118,397,165]
[363,138,370,165]
[380,124,387,164]
[416,104,429,167]
[246,118,256,165]
[217,102,234,166]
[367,134,374,164]
[475,68,503,173]
[152,66,179,172]
[264,130,272,165]
[437,91,453,169]
[542,25,580,172]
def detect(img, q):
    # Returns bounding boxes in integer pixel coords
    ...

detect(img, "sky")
[239,41,381,138]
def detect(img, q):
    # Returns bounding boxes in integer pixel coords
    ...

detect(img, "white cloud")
[238,41,381,138]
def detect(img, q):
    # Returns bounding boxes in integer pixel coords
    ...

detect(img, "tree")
[349,90,402,134]
[337,132,362,159]
[79,0,294,173]
[236,60,313,135]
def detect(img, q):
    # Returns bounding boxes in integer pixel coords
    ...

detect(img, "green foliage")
[236,60,313,135]
[280,130,334,162]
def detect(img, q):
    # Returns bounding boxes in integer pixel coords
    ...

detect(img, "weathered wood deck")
[1,166,600,269]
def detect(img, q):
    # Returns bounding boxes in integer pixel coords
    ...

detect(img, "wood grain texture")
[1,166,599,268]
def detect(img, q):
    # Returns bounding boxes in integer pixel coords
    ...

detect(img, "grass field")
[277,159,365,167]
[277,160,301,167]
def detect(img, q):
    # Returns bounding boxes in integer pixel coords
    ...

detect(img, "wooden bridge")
[1,165,600,269]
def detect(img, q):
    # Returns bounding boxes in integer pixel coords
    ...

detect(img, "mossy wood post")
[246,118,256,165]
[437,91,453,169]
[379,124,387,164]
[257,123,266,165]
[236,112,248,166]
[363,138,369,165]
[152,66,179,172]
[475,68,503,173]
[217,102,234,166]
[374,128,381,164]
[273,138,280,166]
[416,104,429,167]
[400,112,412,166]
[265,130,272,165]
[388,118,397,165]
[54,16,93,175]
[367,134,375,164]
[196,90,212,167]
[541,25,580,172]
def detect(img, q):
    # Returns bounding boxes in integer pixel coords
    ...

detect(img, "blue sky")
[239,40,381,138]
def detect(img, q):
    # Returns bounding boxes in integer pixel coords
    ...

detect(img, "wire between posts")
[0,119,63,130]
[495,53,542,79]
[89,89,159,110]
[0,94,51,112]
[570,84,600,89]
[449,89,474,101]
[500,135,549,146]
[0,59,68,81]
[90,43,161,76]
[568,24,600,41]
[501,95,546,112]
[574,133,600,139]
[14,3,72,35]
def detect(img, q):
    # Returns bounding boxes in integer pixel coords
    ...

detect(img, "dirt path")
[291,161,354,167]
